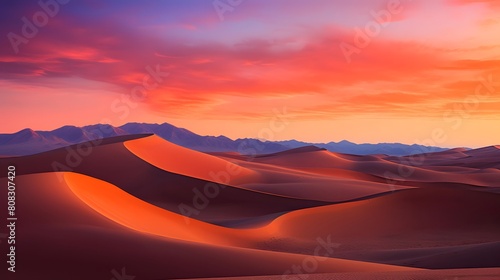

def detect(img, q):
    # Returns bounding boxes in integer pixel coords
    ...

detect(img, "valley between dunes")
[1,134,499,279]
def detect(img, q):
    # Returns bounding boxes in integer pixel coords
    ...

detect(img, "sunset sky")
[1,0,500,147]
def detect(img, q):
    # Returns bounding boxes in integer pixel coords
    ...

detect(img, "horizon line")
[1,121,488,149]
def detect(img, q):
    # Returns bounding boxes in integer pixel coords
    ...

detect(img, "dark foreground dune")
[1,134,499,279]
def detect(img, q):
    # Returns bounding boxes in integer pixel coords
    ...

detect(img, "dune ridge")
[124,135,260,185]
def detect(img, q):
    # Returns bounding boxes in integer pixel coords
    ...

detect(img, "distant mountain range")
[0,122,451,156]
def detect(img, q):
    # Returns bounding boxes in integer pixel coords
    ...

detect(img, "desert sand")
[1,134,499,279]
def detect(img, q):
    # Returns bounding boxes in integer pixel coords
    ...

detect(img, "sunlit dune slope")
[63,172,239,245]
[124,134,260,185]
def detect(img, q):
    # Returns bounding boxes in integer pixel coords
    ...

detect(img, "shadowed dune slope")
[182,268,500,280]
[267,187,500,240]
[336,241,500,269]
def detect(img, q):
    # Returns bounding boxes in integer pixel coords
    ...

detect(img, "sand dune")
[252,148,353,168]
[392,145,500,170]
[266,187,500,241]
[6,135,331,225]
[251,145,500,188]
[124,135,261,185]
[337,241,500,269]
[3,172,417,280]
[64,172,237,245]
[219,152,413,202]
[1,135,499,279]
[183,268,500,280]
[256,187,500,269]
